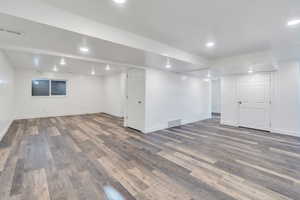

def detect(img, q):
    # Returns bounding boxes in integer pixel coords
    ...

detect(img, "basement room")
[0,1,299,200]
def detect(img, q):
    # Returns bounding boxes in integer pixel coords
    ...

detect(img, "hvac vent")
[168,119,182,128]
[0,28,23,36]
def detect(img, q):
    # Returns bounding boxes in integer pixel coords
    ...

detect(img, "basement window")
[32,80,50,96]
[51,80,67,96]
[32,79,67,97]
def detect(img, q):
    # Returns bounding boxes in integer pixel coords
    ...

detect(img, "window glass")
[32,80,50,96]
[51,80,66,96]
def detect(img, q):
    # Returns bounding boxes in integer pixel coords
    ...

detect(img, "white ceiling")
[0,13,202,75]
[42,0,300,58]
[0,1,299,78]
[4,50,127,76]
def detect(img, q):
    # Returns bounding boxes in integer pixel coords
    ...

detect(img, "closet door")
[125,68,146,132]
[237,73,271,131]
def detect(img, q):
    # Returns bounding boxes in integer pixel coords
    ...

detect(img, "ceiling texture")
[0,0,299,78]
[42,0,300,58]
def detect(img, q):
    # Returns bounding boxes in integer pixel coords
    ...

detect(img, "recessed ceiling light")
[248,68,253,74]
[287,19,300,27]
[91,70,95,75]
[79,46,89,53]
[166,58,172,69]
[113,0,127,4]
[181,76,187,81]
[206,42,215,48]
[60,58,66,65]
[106,64,111,71]
[53,65,58,72]
[33,57,39,67]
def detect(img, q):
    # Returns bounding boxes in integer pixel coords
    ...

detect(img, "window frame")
[31,78,68,98]
[50,79,68,97]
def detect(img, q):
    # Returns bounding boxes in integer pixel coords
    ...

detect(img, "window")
[32,79,67,96]
[51,80,66,96]
[32,80,50,96]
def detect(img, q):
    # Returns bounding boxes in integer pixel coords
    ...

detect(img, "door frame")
[237,72,272,131]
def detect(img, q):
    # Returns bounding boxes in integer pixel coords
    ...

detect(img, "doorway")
[124,68,146,132]
[237,73,271,131]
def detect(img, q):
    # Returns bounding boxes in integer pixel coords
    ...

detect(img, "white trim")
[15,112,101,121]
[221,120,239,127]
[0,120,13,142]
[271,129,300,137]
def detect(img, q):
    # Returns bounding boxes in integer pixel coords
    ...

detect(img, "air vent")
[168,119,182,128]
[0,28,23,36]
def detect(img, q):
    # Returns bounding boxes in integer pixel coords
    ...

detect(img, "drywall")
[101,73,126,117]
[0,51,15,140]
[270,61,300,136]
[220,76,238,126]
[0,0,206,65]
[14,69,103,119]
[145,69,211,133]
[212,80,221,114]
[221,61,300,137]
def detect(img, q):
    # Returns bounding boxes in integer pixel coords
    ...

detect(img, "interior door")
[237,73,271,131]
[125,68,145,132]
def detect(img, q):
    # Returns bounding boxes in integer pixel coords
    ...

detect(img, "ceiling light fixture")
[181,76,187,81]
[53,65,58,72]
[206,42,215,48]
[287,19,300,27]
[79,46,89,53]
[33,57,39,67]
[60,58,66,66]
[106,64,111,71]
[248,68,253,74]
[166,58,172,69]
[91,69,96,75]
[113,0,127,4]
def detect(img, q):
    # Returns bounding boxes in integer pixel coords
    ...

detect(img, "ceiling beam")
[0,0,207,66]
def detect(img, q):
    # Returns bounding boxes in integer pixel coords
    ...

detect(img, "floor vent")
[168,119,182,128]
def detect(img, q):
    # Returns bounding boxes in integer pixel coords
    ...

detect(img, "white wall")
[221,61,300,137]
[15,69,103,119]
[101,73,126,117]
[271,61,300,136]
[221,76,238,126]
[212,80,221,114]
[0,51,15,140]
[145,69,211,133]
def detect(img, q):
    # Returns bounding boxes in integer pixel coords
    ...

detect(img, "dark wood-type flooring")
[0,113,300,200]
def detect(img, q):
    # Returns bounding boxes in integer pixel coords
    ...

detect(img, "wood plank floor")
[0,113,299,200]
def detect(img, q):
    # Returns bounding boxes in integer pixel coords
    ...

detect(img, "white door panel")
[237,73,270,131]
[126,69,145,132]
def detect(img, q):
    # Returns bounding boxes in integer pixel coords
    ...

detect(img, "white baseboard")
[271,128,300,137]
[221,120,238,127]
[0,120,13,142]
[15,112,102,120]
